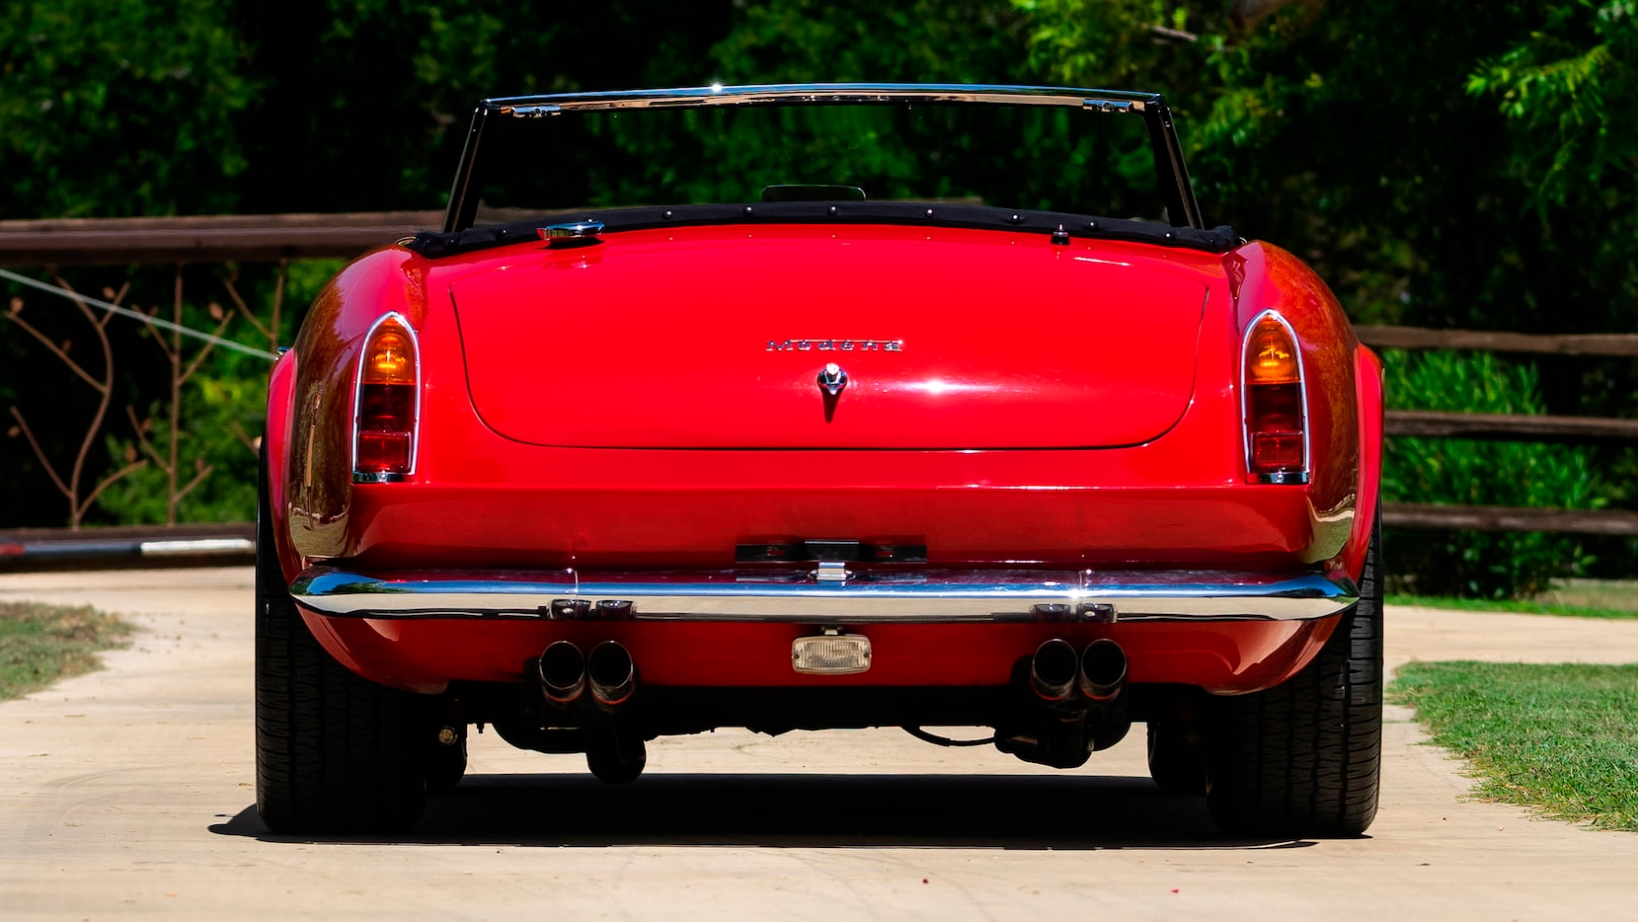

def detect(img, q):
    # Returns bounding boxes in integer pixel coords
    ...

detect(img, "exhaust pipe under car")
[539,641,587,705]
[1078,638,1128,701]
[1029,639,1080,701]
[587,641,637,708]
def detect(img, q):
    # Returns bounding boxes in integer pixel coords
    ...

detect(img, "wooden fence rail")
[1384,410,1638,445]
[1355,325,1638,357]
[0,210,534,265]
[1,213,1632,536]
[1358,326,1636,537]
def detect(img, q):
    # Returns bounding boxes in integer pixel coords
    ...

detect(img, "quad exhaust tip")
[587,641,636,707]
[1029,639,1080,701]
[1029,638,1128,703]
[539,640,587,704]
[1078,638,1128,701]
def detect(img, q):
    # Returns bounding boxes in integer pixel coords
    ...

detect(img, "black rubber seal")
[405,201,1238,259]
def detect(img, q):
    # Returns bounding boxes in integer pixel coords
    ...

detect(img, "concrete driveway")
[2,567,1636,920]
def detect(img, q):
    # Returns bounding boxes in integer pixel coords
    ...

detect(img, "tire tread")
[1206,520,1383,837]
[254,447,427,834]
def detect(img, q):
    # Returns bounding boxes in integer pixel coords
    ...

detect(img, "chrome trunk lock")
[817,362,848,396]
[538,221,604,247]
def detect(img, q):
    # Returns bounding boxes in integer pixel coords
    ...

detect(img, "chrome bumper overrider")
[289,567,1358,624]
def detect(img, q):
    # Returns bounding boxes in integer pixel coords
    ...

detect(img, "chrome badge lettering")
[767,339,903,353]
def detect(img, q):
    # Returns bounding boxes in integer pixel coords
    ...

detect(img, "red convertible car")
[256,84,1383,837]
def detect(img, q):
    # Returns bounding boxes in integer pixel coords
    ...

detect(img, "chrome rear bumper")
[290,566,1358,624]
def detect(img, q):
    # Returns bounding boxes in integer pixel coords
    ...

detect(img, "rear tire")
[254,445,429,833]
[1146,722,1208,796]
[585,724,647,784]
[424,725,468,794]
[1204,521,1383,837]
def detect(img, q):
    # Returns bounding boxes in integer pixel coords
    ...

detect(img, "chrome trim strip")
[352,471,411,484]
[289,566,1358,624]
[487,84,1160,114]
[1250,471,1311,485]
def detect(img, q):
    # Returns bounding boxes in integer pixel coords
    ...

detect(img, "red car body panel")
[453,225,1209,450]
[269,224,1379,700]
[303,610,1336,696]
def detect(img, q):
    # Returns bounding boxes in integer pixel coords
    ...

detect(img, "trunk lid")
[450,225,1209,449]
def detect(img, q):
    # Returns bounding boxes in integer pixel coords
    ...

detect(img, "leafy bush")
[1382,349,1601,598]
[93,372,263,525]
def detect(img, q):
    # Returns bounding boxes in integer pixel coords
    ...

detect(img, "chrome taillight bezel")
[1239,308,1310,485]
[351,311,422,484]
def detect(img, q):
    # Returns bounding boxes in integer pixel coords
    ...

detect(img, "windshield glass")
[471,101,1164,224]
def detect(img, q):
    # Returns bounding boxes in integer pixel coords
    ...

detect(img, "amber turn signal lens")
[1245,316,1300,385]
[363,322,416,385]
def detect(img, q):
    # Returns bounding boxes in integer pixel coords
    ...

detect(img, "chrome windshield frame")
[441,83,1203,234]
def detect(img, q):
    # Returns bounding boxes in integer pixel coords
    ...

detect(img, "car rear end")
[257,85,1382,837]
[276,216,1366,752]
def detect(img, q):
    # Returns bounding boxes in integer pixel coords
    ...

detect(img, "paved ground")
[2,568,1637,921]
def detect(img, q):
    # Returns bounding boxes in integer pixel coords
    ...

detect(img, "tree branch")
[172,461,215,506]
[126,405,169,473]
[139,313,178,362]
[271,259,288,351]
[230,420,259,454]
[178,311,232,387]
[75,458,150,521]
[8,406,72,499]
[1,310,103,390]
[1149,24,1199,42]
[1229,0,1305,30]
[222,272,273,343]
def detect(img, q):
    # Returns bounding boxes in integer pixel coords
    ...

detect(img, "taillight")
[1241,310,1309,484]
[352,313,420,483]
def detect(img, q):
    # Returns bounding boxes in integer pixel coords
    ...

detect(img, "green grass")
[1390,661,1638,831]
[1386,594,1638,620]
[1389,577,1638,620]
[0,601,133,701]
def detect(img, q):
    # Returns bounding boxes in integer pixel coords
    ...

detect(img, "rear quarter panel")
[280,247,434,569]
[1226,241,1375,576]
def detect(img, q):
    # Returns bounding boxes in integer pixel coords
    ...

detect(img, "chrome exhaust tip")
[1078,638,1128,701]
[1029,638,1080,702]
[587,641,636,708]
[539,641,586,704]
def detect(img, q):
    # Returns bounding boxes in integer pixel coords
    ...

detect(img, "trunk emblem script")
[817,363,849,397]
[767,339,903,353]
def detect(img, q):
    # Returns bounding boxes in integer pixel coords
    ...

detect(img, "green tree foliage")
[1466,0,1638,325]
[0,0,255,217]
[1013,0,1638,334]
[1,0,1633,601]
[95,374,263,525]
[1469,1,1638,210]
[229,1,734,213]
[706,0,1027,84]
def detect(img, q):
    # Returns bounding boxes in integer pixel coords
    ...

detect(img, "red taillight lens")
[1243,313,1307,481]
[354,315,419,480]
